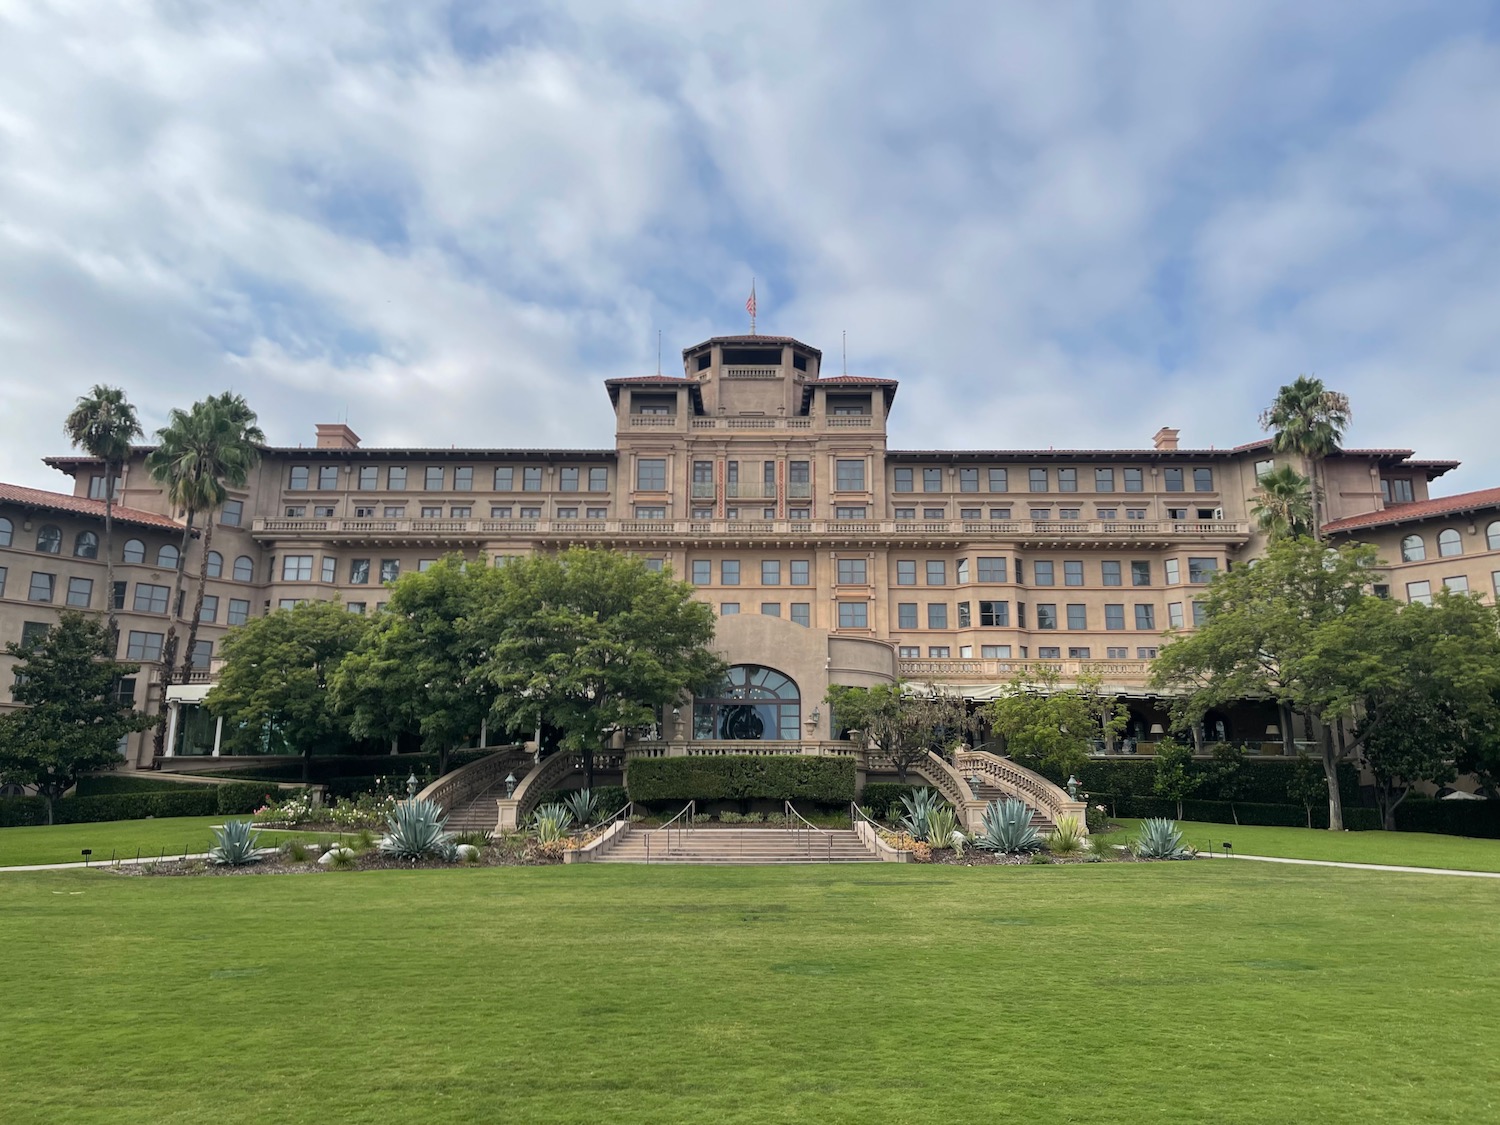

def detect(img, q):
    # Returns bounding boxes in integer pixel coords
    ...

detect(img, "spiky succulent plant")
[924,804,959,848]
[898,787,943,841]
[378,797,457,861]
[1046,816,1086,855]
[209,819,263,866]
[975,798,1042,854]
[563,789,601,827]
[1133,818,1192,860]
[530,802,575,845]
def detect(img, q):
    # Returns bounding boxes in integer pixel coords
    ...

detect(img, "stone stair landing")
[597,826,879,865]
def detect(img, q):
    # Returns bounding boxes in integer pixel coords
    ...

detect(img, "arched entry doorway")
[692,665,801,741]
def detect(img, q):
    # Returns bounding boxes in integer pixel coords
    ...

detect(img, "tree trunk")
[1279,701,1295,756]
[1308,456,1323,542]
[103,462,118,640]
[583,746,595,790]
[44,791,55,827]
[180,518,215,686]
[1305,804,1313,829]
[1176,798,1184,820]
[438,744,451,777]
[1321,722,1345,831]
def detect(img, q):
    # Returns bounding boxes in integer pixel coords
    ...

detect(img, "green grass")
[2,863,1498,1123]
[0,817,351,868]
[1103,818,1500,872]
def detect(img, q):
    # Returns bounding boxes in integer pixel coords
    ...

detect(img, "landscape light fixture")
[1223,842,1234,856]
[504,772,517,798]
[406,772,419,798]
[968,774,983,798]
[1066,775,1079,800]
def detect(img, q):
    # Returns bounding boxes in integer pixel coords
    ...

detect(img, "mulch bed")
[111,846,561,877]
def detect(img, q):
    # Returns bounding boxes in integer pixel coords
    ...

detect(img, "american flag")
[746,283,756,318]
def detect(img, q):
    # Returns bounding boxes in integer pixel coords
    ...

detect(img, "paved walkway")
[0,852,215,873]
[1202,851,1500,879]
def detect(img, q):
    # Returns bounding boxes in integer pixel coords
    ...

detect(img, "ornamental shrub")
[626,756,855,804]
[859,783,928,823]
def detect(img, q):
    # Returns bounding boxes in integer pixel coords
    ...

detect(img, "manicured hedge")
[1394,800,1500,839]
[214,782,277,816]
[858,783,929,821]
[533,786,630,815]
[1094,792,1381,831]
[74,775,197,796]
[627,756,856,804]
[184,749,499,785]
[1055,758,1362,805]
[0,789,220,827]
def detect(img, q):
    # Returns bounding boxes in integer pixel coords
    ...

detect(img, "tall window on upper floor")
[923,468,943,492]
[318,466,339,490]
[1123,468,1143,492]
[1029,469,1048,492]
[1438,529,1463,557]
[523,467,543,491]
[221,499,243,527]
[835,460,865,491]
[453,467,473,491]
[123,539,146,564]
[1401,534,1426,562]
[1095,468,1115,492]
[637,459,666,491]
[1163,468,1184,492]
[1057,468,1077,493]
[988,468,1008,492]
[233,555,254,582]
[893,468,913,493]
[1390,479,1414,503]
[157,544,179,570]
[494,467,514,491]
[73,531,99,558]
[35,525,61,554]
[205,551,223,578]
[1488,521,1500,551]
[388,466,407,490]
[358,466,378,490]
[1193,468,1214,492]
[1255,459,1275,480]
[959,468,979,492]
[425,467,444,490]
[0,516,11,547]
[558,468,578,492]
[588,467,609,491]
[289,466,309,490]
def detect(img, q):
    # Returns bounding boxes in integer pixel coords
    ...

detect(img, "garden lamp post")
[504,772,517,799]
[406,772,419,799]
[1066,775,1079,800]
[968,774,983,798]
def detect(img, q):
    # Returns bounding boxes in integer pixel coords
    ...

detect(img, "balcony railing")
[722,367,780,379]
[685,417,813,430]
[628,415,678,427]
[726,481,774,499]
[251,516,1251,542]
[898,658,1153,682]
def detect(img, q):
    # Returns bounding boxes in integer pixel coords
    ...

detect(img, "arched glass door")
[692,665,801,741]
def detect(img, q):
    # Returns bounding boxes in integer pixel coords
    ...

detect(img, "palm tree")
[1259,375,1351,540]
[63,386,143,637]
[1250,465,1315,540]
[145,394,263,753]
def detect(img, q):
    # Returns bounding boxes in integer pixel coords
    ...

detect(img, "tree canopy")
[826,682,974,781]
[1259,375,1351,539]
[0,612,155,822]
[984,668,1097,779]
[63,385,142,636]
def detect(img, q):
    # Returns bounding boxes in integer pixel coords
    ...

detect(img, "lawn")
[1,862,1497,1124]
[0,817,352,868]
[1104,818,1500,872]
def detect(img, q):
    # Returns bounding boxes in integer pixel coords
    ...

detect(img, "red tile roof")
[0,482,183,531]
[811,375,899,384]
[603,375,695,384]
[1322,487,1500,533]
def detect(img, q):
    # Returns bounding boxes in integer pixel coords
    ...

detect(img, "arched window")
[1438,528,1463,558]
[692,665,801,741]
[1489,521,1500,551]
[73,530,99,558]
[0,516,10,547]
[1400,534,1425,562]
[123,538,146,563]
[232,555,254,582]
[205,550,223,579]
[36,524,61,553]
[157,544,180,570]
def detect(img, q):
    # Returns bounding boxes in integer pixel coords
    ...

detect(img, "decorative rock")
[454,844,480,861]
[317,846,355,866]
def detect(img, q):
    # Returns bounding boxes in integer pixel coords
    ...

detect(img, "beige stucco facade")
[3,331,1496,768]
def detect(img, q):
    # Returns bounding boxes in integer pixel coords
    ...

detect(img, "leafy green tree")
[1151,738,1199,820]
[481,549,724,787]
[205,601,371,778]
[1150,536,1378,830]
[146,392,265,695]
[1287,754,1328,829]
[63,385,143,636]
[827,682,974,781]
[334,555,505,776]
[1205,742,1252,823]
[0,613,155,823]
[1250,465,1314,540]
[1259,375,1351,539]
[984,668,1094,779]
[1076,670,1130,753]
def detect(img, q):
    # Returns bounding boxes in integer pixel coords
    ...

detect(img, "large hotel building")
[3,332,1499,768]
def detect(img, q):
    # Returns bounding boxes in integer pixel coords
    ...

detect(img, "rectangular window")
[721,603,740,616]
[1096,507,1117,520]
[929,646,951,658]
[1164,467,1184,492]
[922,467,943,492]
[837,558,867,585]
[350,559,370,584]
[959,467,979,492]
[587,507,607,519]
[894,507,916,520]
[1030,508,1051,520]
[65,576,93,607]
[789,508,810,521]
[632,506,664,519]
[220,498,244,527]
[979,600,1009,627]
[1029,468,1048,492]
[451,466,472,491]
[1105,604,1125,630]
[838,602,869,629]
[897,603,918,629]
[197,594,218,624]
[227,598,250,626]
[1034,561,1055,586]
[637,459,666,491]
[957,601,971,627]
[388,466,407,490]
[1444,575,1469,593]
[927,603,948,629]
[1391,479,1414,503]
[1057,468,1077,492]
[425,467,444,490]
[893,468,913,493]
[344,602,366,616]
[1100,560,1122,587]
[313,505,336,519]
[282,556,313,582]
[981,645,1012,658]
[1168,602,1184,629]
[588,467,609,492]
[760,602,781,617]
[790,603,811,627]
[960,508,981,520]
[318,465,339,490]
[1066,604,1087,629]
[835,506,867,519]
[977,557,1007,584]
[0,566,6,597]
[557,468,578,492]
[762,560,781,585]
[789,460,810,486]
[353,507,375,518]
[1095,468,1116,492]
[1036,604,1058,630]
[1164,558,1180,585]
[988,468,1008,492]
[1063,560,1084,587]
[835,459,866,491]
[923,508,945,520]
[555,507,577,520]
[956,558,970,584]
[926,560,946,585]
[490,506,514,519]
[642,559,664,573]
[125,631,164,661]
[289,466,309,490]
[316,557,333,584]
[721,560,740,585]
[108,581,125,610]
[1106,646,1128,659]
[1188,557,1219,584]
[1126,508,1146,520]
[380,560,400,583]
[1123,468,1143,493]
[898,645,921,658]
[357,466,378,490]
[132,582,169,612]
[991,507,1013,519]
[1406,580,1432,605]
[450,506,471,518]
[494,467,514,491]
[284,505,307,518]
[1137,647,1159,659]
[186,639,213,669]
[1017,603,1026,628]
[1131,561,1152,586]
[417,560,436,573]
[790,560,810,586]
[523,467,543,491]
[691,560,711,585]
[1192,601,1207,627]
[894,560,917,586]
[1193,468,1214,492]
[1135,604,1156,629]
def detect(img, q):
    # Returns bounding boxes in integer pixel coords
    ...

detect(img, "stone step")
[597,827,879,864]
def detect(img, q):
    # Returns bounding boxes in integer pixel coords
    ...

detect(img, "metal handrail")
[645,800,695,864]
[785,801,832,861]
[575,800,633,842]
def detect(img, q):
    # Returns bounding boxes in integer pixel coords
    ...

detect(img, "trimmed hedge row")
[627,756,856,804]
[1053,758,1363,805]
[858,783,928,821]
[1394,800,1500,839]
[179,749,497,784]
[1094,792,1382,831]
[0,783,273,827]
[74,775,197,796]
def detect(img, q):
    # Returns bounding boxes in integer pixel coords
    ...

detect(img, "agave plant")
[924,804,959,848]
[531,802,575,845]
[1046,816,1086,855]
[209,819,263,866]
[378,797,457,861]
[1133,818,1192,860]
[563,789,601,827]
[975,798,1041,854]
[898,788,943,841]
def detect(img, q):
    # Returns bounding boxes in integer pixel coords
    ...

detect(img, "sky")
[3,1,1500,496]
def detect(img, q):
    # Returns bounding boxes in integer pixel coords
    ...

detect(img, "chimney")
[1152,427,1180,452]
[315,423,361,450]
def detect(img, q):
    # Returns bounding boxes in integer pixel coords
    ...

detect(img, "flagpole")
[749,278,757,335]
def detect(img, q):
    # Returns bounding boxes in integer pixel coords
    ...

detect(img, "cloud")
[1,0,1497,498]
